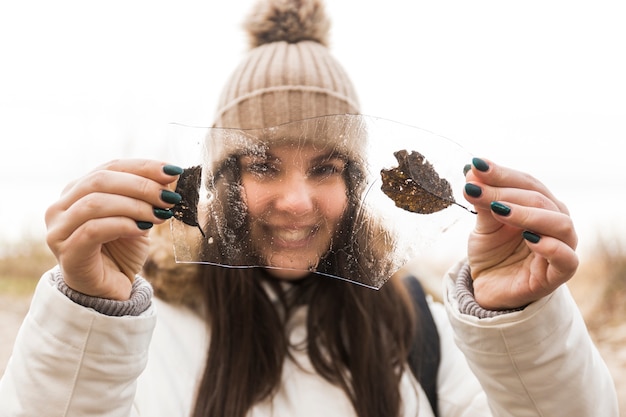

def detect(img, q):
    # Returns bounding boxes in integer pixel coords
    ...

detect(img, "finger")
[489,201,578,250]
[47,192,169,245]
[53,170,182,216]
[56,215,150,258]
[465,157,569,215]
[52,216,149,297]
[523,232,579,290]
[60,159,183,197]
[97,159,184,184]
[463,179,564,239]
[464,182,562,215]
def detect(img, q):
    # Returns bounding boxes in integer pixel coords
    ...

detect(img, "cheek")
[240,180,268,218]
[319,184,348,223]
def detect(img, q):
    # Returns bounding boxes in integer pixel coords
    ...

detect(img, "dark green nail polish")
[161,190,182,204]
[465,183,482,198]
[137,221,153,230]
[472,157,489,172]
[163,164,184,176]
[523,231,541,244]
[153,208,173,220]
[463,164,472,176]
[491,201,511,216]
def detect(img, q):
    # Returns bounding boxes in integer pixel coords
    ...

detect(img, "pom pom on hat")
[244,0,330,47]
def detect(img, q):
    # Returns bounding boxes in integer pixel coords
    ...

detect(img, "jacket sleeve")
[429,300,493,416]
[443,261,619,417]
[0,268,156,417]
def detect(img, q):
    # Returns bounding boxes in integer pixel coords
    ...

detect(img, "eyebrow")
[310,152,346,165]
[241,150,345,165]
[240,153,277,162]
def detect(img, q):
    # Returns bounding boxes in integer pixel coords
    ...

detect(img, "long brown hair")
[191,154,419,417]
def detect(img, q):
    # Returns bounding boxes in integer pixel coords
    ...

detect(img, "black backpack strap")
[403,275,440,417]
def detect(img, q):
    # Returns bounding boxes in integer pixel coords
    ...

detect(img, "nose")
[273,174,314,215]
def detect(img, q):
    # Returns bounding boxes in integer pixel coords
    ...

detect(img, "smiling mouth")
[270,225,319,247]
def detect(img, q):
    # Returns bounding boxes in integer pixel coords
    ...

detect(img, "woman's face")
[240,144,348,280]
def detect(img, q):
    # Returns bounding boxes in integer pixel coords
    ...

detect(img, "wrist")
[53,269,153,316]
[456,263,525,318]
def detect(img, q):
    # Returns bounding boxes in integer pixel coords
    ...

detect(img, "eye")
[241,159,279,179]
[308,160,345,180]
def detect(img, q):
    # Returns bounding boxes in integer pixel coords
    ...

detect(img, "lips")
[268,224,320,248]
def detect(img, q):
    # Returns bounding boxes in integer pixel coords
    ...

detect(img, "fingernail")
[472,157,489,172]
[161,190,182,204]
[464,183,482,198]
[153,208,174,220]
[490,201,511,216]
[463,164,472,176]
[163,164,184,176]
[136,221,154,230]
[523,231,541,244]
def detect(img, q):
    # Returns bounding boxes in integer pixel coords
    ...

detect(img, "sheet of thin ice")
[167,115,474,289]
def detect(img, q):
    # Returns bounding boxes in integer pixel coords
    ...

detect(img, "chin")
[264,267,312,280]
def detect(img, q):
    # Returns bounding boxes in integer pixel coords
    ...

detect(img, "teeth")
[274,228,311,242]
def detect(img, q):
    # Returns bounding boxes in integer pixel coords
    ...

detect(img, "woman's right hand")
[45,160,183,300]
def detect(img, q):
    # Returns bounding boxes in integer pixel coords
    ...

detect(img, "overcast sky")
[2,0,625,261]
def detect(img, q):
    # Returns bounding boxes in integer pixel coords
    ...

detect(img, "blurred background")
[1,0,625,256]
[1,0,625,408]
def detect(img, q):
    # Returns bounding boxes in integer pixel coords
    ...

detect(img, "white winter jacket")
[0,261,618,416]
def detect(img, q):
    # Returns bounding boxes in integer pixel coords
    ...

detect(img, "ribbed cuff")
[53,269,153,316]
[455,263,525,319]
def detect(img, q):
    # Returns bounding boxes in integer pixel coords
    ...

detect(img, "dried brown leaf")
[380,150,454,214]
[173,165,205,237]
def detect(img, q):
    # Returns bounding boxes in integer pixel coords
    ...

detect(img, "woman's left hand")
[463,158,578,310]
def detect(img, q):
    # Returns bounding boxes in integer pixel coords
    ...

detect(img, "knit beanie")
[214,0,360,128]
[205,0,363,172]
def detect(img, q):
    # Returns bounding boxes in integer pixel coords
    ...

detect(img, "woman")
[0,0,618,416]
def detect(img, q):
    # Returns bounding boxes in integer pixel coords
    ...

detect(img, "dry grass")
[567,234,626,413]
[569,234,626,329]
[0,237,55,294]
